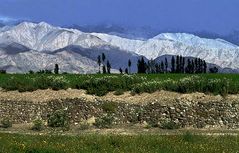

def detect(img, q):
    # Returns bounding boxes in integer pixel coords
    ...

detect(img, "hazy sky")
[0,0,239,34]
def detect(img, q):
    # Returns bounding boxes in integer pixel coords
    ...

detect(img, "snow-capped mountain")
[0,21,239,73]
[93,32,239,69]
[68,24,158,40]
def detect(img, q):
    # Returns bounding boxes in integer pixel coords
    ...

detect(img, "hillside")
[0,22,239,73]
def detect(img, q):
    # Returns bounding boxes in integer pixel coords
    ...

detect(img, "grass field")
[0,132,238,153]
[1,73,239,96]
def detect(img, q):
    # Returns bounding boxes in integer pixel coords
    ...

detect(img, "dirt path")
[0,124,238,136]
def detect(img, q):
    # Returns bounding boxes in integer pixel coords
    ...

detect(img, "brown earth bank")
[1,89,239,130]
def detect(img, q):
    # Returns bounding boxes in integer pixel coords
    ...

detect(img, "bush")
[32,119,44,131]
[79,75,146,96]
[78,121,90,130]
[127,108,144,124]
[147,119,159,128]
[114,89,124,96]
[36,76,68,91]
[47,110,69,128]
[183,131,196,143]
[94,114,114,129]
[0,70,6,74]
[161,120,180,130]
[101,102,118,114]
[1,118,12,128]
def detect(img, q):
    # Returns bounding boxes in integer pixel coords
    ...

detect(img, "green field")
[0,73,239,96]
[0,132,238,153]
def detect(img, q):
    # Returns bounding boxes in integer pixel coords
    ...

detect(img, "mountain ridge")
[0,22,239,73]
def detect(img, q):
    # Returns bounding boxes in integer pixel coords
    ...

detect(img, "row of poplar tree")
[137,56,208,74]
[97,53,210,74]
[97,53,112,74]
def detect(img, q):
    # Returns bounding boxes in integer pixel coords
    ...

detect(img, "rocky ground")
[0,89,229,104]
[1,89,239,135]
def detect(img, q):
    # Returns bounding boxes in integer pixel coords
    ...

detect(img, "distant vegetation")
[0,73,238,97]
[136,55,208,74]
[0,53,217,75]
[0,53,230,96]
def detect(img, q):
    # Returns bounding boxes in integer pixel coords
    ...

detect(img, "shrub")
[183,131,195,143]
[33,75,69,91]
[161,120,180,130]
[32,119,44,131]
[78,121,90,130]
[87,85,108,96]
[101,102,118,114]
[176,76,202,93]
[94,114,114,129]
[114,89,124,96]
[79,75,146,96]
[147,119,159,128]
[49,76,69,90]
[0,70,6,74]
[47,110,69,128]
[1,76,36,92]
[127,108,144,124]
[1,118,12,128]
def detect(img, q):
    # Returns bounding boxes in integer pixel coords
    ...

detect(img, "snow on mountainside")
[0,21,239,73]
[93,32,239,69]
[1,50,99,73]
[154,33,238,49]
[0,22,108,51]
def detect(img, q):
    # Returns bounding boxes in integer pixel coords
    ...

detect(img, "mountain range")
[0,22,239,73]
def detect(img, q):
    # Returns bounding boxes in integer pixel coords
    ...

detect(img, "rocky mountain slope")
[0,22,239,73]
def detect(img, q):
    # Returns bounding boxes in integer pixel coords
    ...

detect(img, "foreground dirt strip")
[0,126,238,136]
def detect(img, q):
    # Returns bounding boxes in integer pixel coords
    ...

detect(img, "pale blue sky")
[0,0,239,34]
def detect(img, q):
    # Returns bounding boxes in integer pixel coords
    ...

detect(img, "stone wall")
[1,97,239,129]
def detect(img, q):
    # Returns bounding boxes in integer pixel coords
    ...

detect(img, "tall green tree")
[165,58,168,73]
[195,58,198,73]
[102,65,107,74]
[203,60,207,73]
[106,60,111,74]
[176,55,180,73]
[102,53,106,64]
[137,57,147,73]
[119,68,123,74]
[171,56,175,73]
[192,60,195,74]
[128,59,132,74]
[182,57,185,73]
[185,59,191,73]
[125,68,129,74]
[54,64,59,74]
[161,61,164,73]
[179,56,183,73]
[147,59,156,74]
[97,55,101,74]
[155,63,160,73]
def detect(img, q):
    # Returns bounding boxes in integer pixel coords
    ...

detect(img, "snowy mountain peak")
[153,33,238,49]
[1,21,239,73]
[16,22,36,28]
[38,21,52,27]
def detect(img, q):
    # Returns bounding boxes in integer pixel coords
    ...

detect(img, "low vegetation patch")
[78,121,91,130]
[101,102,118,114]
[47,109,69,129]
[31,119,44,131]
[94,114,115,129]
[0,73,238,96]
[0,133,239,153]
[160,120,180,130]
[0,118,12,128]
